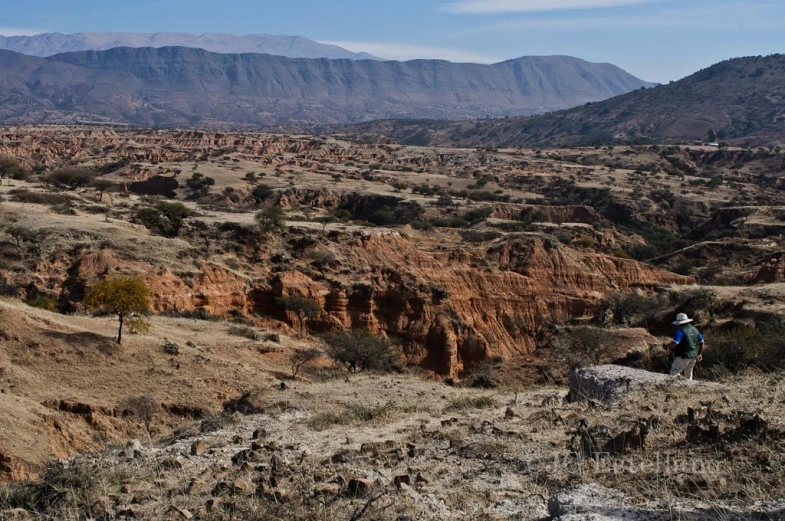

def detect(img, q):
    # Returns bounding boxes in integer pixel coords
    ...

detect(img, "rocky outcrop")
[567,365,718,402]
[744,251,785,285]
[13,231,693,379]
[549,483,785,521]
[520,205,601,225]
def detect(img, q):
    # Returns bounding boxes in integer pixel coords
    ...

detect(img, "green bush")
[135,202,192,238]
[321,329,401,373]
[27,295,58,312]
[255,206,286,237]
[0,156,31,180]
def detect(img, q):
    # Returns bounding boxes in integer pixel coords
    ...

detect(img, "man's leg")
[683,359,697,380]
[670,357,688,377]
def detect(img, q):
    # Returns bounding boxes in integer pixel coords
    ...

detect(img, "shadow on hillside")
[43,330,121,355]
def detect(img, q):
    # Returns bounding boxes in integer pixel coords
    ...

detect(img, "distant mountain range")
[0,47,654,127]
[0,32,379,60]
[333,55,785,147]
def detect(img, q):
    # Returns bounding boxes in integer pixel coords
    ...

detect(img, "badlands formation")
[1,127,785,519]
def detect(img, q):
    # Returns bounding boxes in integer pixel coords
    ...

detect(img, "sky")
[1,0,783,82]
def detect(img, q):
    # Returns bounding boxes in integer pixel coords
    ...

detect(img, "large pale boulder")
[567,365,716,403]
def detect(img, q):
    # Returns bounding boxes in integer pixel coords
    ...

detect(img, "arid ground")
[2,127,785,519]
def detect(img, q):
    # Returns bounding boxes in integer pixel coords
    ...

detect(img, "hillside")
[3,128,785,519]
[332,54,785,147]
[0,32,379,60]
[0,48,653,127]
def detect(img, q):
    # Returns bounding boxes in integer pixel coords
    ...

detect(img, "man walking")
[664,313,705,380]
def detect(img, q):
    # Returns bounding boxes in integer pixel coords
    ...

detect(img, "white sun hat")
[672,313,693,325]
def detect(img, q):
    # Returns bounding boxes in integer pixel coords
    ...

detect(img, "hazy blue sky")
[1,0,783,82]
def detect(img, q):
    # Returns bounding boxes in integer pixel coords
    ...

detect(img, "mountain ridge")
[0,31,380,60]
[328,54,785,147]
[0,46,654,127]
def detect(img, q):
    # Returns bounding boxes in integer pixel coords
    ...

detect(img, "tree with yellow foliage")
[84,276,152,344]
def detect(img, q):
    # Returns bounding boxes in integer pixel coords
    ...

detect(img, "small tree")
[277,295,320,324]
[122,395,157,436]
[84,276,151,344]
[316,215,337,234]
[322,330,400,373]
[558,326,613,370]
[92,179,115,202]
[255,206,286,238]
[155,202,192,237]
[290,348,322,379]
[5,225,30,249]
[707,129,717,143]
[252,183,273,201]
[135,202,192,238]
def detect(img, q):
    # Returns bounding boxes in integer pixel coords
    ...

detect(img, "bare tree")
[289,348,322,379]
[122,395,158,436]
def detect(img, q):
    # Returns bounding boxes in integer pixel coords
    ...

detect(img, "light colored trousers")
[670,357,697,380]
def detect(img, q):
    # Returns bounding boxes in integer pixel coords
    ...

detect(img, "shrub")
[228,325,262,341]
[0,156,30,180]
[556,326,613,369]
[251,183,273,201]
[135,202,192,238]
[0,460,124,514]
[466,357,503,388]
[598,292,663,328]
[307,401,397,430]
[255,206,286,237]
[321,330,401,373]
[277,295,320,322]
[9,189,75,206]
[290,348,322,379]
[5,225,33,249]
[121,395,157,435]
[186,173,215,199]
[47,168,95,190]
[444,395,498,412]
[163,340,180,355]
[26,295,58,312]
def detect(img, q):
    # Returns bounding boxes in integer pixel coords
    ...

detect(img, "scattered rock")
[252,428,267,440]
[117,505,140,518]
[347,478,374,497]
[187,478,209,495]
[91,496,114,519]
[160,457,184,470]
[191,440,206,456]
[415,472,432,485]
[394,475,411,489]
[169,506,193,520]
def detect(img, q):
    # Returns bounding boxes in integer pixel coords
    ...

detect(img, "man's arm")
[664,329,683,351]
[697,334,705,362]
